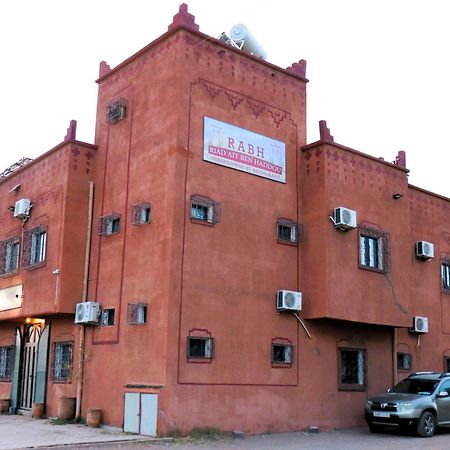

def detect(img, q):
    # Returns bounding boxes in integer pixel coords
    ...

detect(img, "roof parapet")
[168,3,199,32]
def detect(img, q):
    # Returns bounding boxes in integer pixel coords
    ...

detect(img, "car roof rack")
[439,372,450,379]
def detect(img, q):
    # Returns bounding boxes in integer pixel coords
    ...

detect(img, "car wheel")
[368,423,383,433]
[417,411,436,437]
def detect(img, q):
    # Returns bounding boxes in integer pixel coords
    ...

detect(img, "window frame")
[338,347,366,391]
[106,98,128,124]
[444,356,450,373]
[441,260,450,293]
[51,341,73,384]
[190,195,221,226]
[101,308,115,326]
[0,237,20,276]
[21,225,48,269]
[187,336,214,360]
[0,346,13,381]
[131,202,152,226]
[127,302,148,325]
[358,226,390,273]
[277,218,302,245]
[397,352,412,371]
[271,343,293,366]
[98,213,121,237]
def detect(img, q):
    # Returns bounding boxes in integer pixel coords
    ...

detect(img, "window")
[359,227,390,272]
[187,337,214,359]
[397,352,412,371]
[98,213,121,236]
[190,195,221,225]
[272,343,293,365]
[127,303,147,325]
[21,225,47,269]
[277,219,302,244]
[339,348,366,390]
[0,346,13,381]
[131,202,151,226]
[0,238,20,275]
[442,262,450,292]
[101,308,115,326]
[444,356,450,373]
[106,98,127,124]
[52,342,73,383]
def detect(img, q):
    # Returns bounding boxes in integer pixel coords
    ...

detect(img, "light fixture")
[393,193,403,200]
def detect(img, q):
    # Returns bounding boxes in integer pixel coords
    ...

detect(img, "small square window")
[442,262,450,292]
[98,213,121,236]
[339,348,366,391]
[190,195,221,225]
[359,227,390,273]
[397,352,412,371]
[101,308,115,326]
[272,343,293,365]
[187,337,214,359]
[131,202,151,226]
[127,303,147,325]
[0,346,13,381]
[106,98,128,124]
[52,341,73,383]
[277,219,302,244]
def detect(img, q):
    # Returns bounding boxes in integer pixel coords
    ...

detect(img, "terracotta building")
[0,3,449,435]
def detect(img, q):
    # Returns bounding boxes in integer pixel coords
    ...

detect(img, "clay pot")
[0,398,9,413]
[86,408,102,427]
[58,397,76,420]
[31,402,45,419]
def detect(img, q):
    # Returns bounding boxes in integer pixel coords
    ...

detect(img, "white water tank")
[229,24,267,60]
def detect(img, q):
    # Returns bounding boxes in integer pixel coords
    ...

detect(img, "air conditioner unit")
[75,301,100,324]
[13,198,31,219]
[276,290,302,312]
[416,241,434,260]
[333,207,357,231]
[411,316,429,334]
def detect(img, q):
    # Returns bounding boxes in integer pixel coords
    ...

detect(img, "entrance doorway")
[19,321,45,410]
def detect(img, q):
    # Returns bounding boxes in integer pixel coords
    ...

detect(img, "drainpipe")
[76,181,94,420]
[392,327,398,386]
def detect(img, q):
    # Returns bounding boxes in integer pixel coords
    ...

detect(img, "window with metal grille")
[397,352,412,370]
[190,195,221,225]
[52,342,73,383]
[131,202,151,226]
[339,348,366,391]
[0,237,20,276]
[127,303,147,325]
[272,343,293,365]
[101,308,115,326]
[442,261,450,292]
[106,98,127,124]
[277,219,302,244]
[98,213,121,236]
[359,227,390,273]
[187,337,214,359]
[21,225,47,269]
[0,346,13,381]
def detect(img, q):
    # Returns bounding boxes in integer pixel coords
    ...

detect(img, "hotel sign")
[203,117,286,183]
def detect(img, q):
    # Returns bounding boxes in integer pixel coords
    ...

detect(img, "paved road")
[39,427,450,450]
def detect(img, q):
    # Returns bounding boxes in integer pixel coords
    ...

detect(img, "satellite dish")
[228,24,267,60]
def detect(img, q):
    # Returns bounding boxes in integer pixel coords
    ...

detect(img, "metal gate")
[19,324,42,409]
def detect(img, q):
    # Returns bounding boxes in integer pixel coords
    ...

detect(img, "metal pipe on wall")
[76,181,94,420]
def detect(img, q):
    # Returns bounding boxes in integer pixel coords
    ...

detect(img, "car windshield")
[390,378,439,395]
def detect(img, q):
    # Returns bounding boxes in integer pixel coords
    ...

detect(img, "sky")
[1,0,448,196]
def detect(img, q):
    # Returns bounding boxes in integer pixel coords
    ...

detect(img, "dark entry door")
[19,323,43,409]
